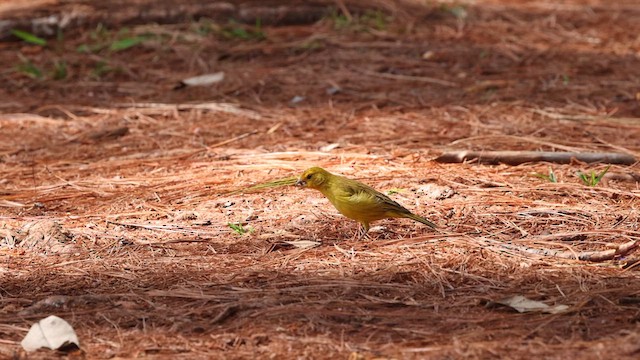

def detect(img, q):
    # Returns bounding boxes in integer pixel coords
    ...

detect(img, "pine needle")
[227,176,298,195]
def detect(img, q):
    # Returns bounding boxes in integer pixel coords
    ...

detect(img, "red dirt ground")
[1,0,640,359]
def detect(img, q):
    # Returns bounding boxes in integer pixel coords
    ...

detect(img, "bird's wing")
[372,190,412,215]
[336,181,370,201]
[341,180,410,214]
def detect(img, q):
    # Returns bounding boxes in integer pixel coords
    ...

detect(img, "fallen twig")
[476,236,640,262]
[435,151,636,165]
[114,102,262,120]
[355,68,458,87]
[208,131,258,149]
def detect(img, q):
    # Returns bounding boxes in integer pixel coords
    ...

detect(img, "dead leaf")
[177,72,225,88]
[415,184,455,200]
[20,220,74,253]
[283,240,321,249]
[21,315,80,352]
[1,228,19,248]
[320,143,340,152]
[421,50,434,60]
[492,295,569,314]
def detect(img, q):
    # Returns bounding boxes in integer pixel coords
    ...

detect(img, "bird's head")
[296,167,330,190]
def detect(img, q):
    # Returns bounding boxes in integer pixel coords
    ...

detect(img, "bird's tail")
[405,213,437,229]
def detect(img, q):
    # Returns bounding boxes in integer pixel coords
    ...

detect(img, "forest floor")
[1,0,640,358]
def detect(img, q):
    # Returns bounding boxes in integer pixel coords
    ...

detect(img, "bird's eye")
[306,174,313,180]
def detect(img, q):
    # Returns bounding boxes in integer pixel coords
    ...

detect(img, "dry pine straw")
[1,0,640,356]
[0,88,639,359]
[1,108,640,357]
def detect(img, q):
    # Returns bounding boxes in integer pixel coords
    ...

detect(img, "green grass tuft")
[15,54,43,79]
[577,165,610,186]
[11,29,47,46]
[533,168,558,183]
[228,222,252,235]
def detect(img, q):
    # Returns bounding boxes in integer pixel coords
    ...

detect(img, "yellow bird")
[296,167,436,237]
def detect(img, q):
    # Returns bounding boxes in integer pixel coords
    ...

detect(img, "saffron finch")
[296,167,436,236]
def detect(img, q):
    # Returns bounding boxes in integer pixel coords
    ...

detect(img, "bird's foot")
[353,225,370,241]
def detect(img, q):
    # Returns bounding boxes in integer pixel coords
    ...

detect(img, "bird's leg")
[354,222,370,240]
[351,225,363,241]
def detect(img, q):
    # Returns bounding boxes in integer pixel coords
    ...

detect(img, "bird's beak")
[295,179,305,187]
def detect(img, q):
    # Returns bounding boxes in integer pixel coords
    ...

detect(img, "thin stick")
[435,151,636,165]
[208,131,258,149]
[355,68,458,87]
[477,236,640,262]
[335,0,353,21]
